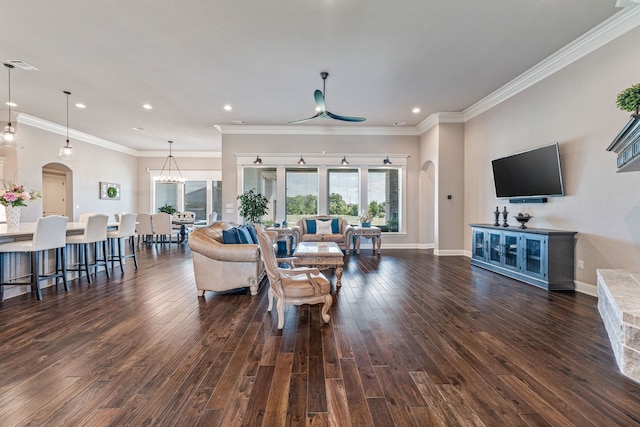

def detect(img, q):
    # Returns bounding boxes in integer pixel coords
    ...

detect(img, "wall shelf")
[607,115,640,172]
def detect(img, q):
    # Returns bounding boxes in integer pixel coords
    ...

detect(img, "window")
[184,181,206,221]
[286,168,318,223]
[154,182,179,213]
[328,169,359,223]
[368,168,400,231]
[211,180,222,217]
[243,167,277,223]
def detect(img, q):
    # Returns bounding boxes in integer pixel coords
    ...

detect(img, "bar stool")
[108,213,138,273]
[0,215,69,301]
[66,214,110,284]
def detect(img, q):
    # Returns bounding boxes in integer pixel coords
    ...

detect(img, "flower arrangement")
[359,210,372,224]
[0,180,41,207]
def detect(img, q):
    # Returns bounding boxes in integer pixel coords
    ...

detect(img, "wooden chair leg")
[83,243,92,284]
[0,252,4,301]
[103,241,110,278]
[131,240,138,269]
[61,247,69,292]
[32,250,42,300]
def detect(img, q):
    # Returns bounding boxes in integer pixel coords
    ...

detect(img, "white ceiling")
[1,1,623,153]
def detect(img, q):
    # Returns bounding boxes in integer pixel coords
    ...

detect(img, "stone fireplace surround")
[597,269,640,384]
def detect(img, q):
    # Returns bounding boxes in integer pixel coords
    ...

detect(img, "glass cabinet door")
[522,235,547,279]
[503,232,519,271]
[488,232,502,265]
[473,230,486,259]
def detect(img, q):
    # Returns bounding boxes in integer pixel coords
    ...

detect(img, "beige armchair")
[292,216,354,252]
[255,227,332,329]
[188,221,265,296]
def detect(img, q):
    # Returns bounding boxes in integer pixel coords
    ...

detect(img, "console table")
[470,224,577,290]
[352,226,381,254]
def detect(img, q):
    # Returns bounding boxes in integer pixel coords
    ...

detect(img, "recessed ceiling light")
[224,105,232,111]
[143,104,152,110]
[133,127,145,131]
[412,107,421,114]
[5,101,16,107]
[75,103,86,109]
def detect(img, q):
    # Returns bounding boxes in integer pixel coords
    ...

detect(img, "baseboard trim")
[434,249,466,256]
[575,280,597,297]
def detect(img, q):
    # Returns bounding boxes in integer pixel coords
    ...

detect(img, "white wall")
[464,25,640,287]
[15,124,137,221]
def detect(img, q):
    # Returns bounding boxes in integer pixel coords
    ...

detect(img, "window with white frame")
[150,170,221,219]
[368,168,400,231]
[286,168,318,223]
[242,167,277,224]
[327,168,360,223]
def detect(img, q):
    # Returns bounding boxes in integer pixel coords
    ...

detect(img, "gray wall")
[464,25,640,288]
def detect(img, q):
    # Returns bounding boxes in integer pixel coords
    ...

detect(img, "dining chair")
[0,215,69,300]
[107,213,138,273]
[255,226,332,329]
[66,213,110,284]
[136,213,155,245]
[152,212,179,244]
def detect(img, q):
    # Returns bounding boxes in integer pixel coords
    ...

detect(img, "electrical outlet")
[577,259,584,269]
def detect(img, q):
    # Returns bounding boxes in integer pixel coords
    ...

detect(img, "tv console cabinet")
[470,224,577,291]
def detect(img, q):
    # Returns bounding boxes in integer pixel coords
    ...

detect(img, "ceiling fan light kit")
[290,72,366,124]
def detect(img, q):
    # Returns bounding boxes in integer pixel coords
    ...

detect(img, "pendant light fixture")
[297,155,306,165]
[253,155,262,164]
[340,156,349,166]
[154,140,186,183]
[383,156,392,165]
[58,90,74,160]
[1,63,17,148]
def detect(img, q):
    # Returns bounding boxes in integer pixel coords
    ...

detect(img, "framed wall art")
[100,182,121,200]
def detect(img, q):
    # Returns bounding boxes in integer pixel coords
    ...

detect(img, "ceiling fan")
[289,72,366,124]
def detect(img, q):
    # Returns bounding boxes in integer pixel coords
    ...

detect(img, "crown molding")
[141,150,221,158]
[218,124,421,136]
[416,112,465,134]
[17,113,140,156]
[464,6,640,121]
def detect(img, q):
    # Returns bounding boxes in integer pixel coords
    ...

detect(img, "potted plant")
[359,210,372,227]
[158,203,177,215]
[616,83,640,117]
[237,189,269,224]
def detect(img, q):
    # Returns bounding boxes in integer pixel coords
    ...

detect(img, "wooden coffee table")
[293,242,344,287]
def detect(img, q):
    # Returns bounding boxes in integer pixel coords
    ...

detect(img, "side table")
[353,226,381,255]
[266,227,295,255]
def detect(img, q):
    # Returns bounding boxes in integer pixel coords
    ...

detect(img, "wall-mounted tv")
[491,143,564,199]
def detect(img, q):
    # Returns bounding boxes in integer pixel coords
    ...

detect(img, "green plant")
[237,189,269,224]
[158,203,177,215]
[616,83,640,115]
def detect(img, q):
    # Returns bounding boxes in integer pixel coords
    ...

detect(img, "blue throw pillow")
[306,219,317,234]
[245,224,258,244]
[222,228,241,244]
[331,218,340,234]
[237,226,253,244]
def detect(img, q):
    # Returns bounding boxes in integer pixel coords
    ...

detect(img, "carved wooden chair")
[255,226,332,329]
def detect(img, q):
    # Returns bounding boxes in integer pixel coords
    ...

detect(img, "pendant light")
[340,156,349,166]
[154,140,186,183]
[1,63,17,148]
[297,155,306,165]
[253,155,262,164]
[58,91,74,160]
[383,156,392,165]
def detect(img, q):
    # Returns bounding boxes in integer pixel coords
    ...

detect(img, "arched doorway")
[42,163,73,217]
[420,160,436,248]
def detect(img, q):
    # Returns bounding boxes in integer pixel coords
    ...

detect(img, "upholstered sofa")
[292,216,354,252]
[188,221,265,296]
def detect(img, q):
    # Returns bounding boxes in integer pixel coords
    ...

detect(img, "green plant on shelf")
[616,83,640,116]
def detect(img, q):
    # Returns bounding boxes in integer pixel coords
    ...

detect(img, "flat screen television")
[491,143,564,199]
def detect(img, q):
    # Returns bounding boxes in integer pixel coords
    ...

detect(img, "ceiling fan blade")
[288,112,322,124]
[314,89,326,112]
[326,111,366,122]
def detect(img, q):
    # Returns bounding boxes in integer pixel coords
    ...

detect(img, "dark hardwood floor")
[0,243,639,426]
